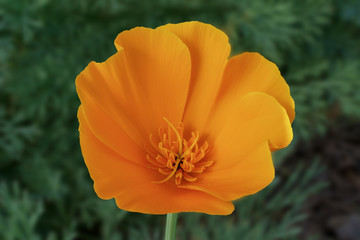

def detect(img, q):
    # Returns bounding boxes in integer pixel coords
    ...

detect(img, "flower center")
[146,117,212,185]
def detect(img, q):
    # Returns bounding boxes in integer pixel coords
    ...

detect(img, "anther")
[146,118,211,185]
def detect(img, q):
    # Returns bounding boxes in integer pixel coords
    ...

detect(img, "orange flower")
[76,21,294,215]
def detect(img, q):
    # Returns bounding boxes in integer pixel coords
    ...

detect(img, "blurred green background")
[1,0,360,239]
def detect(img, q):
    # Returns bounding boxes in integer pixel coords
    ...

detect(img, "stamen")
[159,168,172,175]
[146,155,163,168]
[146,118,212,185]
[162,117,183,155]
[152,156,181,183]
[183,172,197,182]
[175,170,183,185]
[182,132,199,158]
[149,134,158,151]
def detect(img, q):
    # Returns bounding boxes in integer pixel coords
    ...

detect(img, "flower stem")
[164,213,178,240]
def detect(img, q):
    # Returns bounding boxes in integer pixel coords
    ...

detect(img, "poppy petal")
[78,106,154,199]
[114,183,234,215]
[158,21,231,132]
[76,51,148,164]
[79,106,233,215]
[184,92,292,200]
[114,27,191,134]
[180,141,273,201]
[217,52,295,123]
[77,102,145,165]
[77,27,191,162]
[207,91,293,153]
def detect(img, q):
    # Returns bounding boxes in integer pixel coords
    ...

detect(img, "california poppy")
[76,21,294,215]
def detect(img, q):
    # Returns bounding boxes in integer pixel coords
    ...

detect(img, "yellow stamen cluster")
[146,117,212,185]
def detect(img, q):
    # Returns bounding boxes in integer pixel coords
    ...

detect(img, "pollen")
[146,117,212,185]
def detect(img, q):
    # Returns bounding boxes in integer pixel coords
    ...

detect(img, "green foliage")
[0,182,43,240]
[1,0,359,239]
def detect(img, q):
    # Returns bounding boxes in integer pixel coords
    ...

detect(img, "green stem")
[164,213,178,240]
